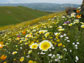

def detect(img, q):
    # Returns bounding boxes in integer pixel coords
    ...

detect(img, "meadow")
[0,6,49,26]
[0,7,84,63]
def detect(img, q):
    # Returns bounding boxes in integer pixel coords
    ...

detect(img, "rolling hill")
[0,6,49,26]
[0,3,80,12]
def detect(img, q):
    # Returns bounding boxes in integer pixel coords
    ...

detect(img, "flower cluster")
[0,7,83,63]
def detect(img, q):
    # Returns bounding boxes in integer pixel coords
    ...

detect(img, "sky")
[0,0,83,4]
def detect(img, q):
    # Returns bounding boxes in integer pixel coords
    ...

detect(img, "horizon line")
[0,2,81,5]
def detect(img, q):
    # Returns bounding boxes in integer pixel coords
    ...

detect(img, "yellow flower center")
[39,40,52,51]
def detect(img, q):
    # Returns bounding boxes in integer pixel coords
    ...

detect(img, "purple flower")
[17,35,20,37]
[64,21,70,24]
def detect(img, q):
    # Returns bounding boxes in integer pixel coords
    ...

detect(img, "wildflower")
[58,43,62,47]
[68,23,73,26]
[67,40,70,42]
[63,34,67,36]
[64,21,70,24]
[56,39,60,42]
[0,55,7,60]
[20,57,24,62]
[80,22,84,24]
[16,37,20,40]
[40,52,46,55]
[39,40,53,51]
[77,42,80,45]
[63,48,67,51]
[54,32,60,36]
[81,25,84,28]
[62,16,65,18]
[55,59,59,62]
[28,50,32,54]
[22,31,26,35]
[45,32,50,37]
[28,60,33,63]
[71,12,76,17]
[65,37,69,40]
[25,42,28,45]
[60,35,64,38]
[72,42,75,45]
[70,50,72,52]
[75,44,78,49]
[25,34,33,38]
[0,42,4,49]
[74,19,79,24]
[48,54,52,57]
[58,26,62,29]
[76,10,80,13]
[39,30,48,34]
[76,15,81,19]
[75,56,79,62]
[58,29,65,32]
[30,43,38,49]
[63,45,65,47]
[12,51,17,55]
[63,23,67,26]
[3,61,7,63]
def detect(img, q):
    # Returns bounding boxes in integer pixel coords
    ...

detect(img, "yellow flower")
[30,43,38,49]
[56,39,60,42]
[25,34,33,38]
[63,45,65,47]
[63,23,67,26]
[3,61,7,63]
[45,32,50,37]
[12,51,17,55]
[16,37,20,40]
[58,29,65,32]
[39,40,53,51]
[25,42,28,45]
[39,30,48,34]
[20,57,24,62]
[54,32,60,36]
[81,25,84,28]
[58,43,63,47]
[68,23,73,26]
[58,26,62,29]
[28,60,33,63]
[29,41,34,46]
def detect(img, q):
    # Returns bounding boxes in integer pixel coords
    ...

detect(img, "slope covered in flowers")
[0,8,84,63]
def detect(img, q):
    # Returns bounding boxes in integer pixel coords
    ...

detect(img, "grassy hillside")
[0,6,49,26]
[0,9,84,63]
[0,12,64,31]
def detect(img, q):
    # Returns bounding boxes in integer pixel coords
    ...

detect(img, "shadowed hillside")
[0,6,49,26]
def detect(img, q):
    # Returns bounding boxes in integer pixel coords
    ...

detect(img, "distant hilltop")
[0,3,80,12]
[0,6,49,26]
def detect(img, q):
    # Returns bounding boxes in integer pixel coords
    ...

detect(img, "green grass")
[0,6,49,26]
